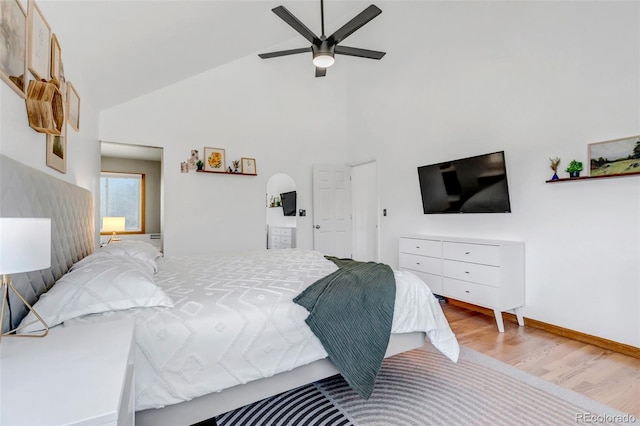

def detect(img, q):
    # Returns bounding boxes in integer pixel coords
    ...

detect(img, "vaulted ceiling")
[38,0,373,111]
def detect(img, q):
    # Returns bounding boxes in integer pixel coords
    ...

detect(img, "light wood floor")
[441,303,640,417]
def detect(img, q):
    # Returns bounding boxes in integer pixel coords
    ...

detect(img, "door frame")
[349,158,380,262]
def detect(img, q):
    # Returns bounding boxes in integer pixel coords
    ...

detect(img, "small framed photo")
[46,124,66,174]
[0,0,27,98]
[588,135,640,177]
[27,0,51,81]
[204,147,226,173]
[50,33,61,81]
[241,157,257,175]
[67,81,80,131]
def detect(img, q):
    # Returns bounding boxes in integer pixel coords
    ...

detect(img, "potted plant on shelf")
[196,160,204,171]
[565,160,583,178]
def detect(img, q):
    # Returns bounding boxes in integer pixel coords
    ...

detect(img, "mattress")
[66,249,459,411]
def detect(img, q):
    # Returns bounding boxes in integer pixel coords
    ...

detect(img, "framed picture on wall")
[67,81,80,131]
[241,157,257,175]
[204,147,226,173]
[27,0,51,80]
[50,33,61,81]
[588,135,640,177]
[46,124,66,174]
[0,0,27,97]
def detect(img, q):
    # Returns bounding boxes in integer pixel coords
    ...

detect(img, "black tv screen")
[417,151,511,214]
[280,191,297,216]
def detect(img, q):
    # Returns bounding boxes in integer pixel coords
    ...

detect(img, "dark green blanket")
[293,256,396,399]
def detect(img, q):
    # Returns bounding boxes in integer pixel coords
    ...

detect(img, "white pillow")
[74,250,156,276]
[98,240,162,272]
[18,254,174,333]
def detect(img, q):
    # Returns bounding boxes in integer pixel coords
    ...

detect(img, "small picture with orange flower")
[203,147,226,173]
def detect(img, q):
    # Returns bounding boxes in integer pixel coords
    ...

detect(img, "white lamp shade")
[0,218,51,275]
[102,216,126,232]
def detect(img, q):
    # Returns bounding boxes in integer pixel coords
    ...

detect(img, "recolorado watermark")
[576,413,637,424]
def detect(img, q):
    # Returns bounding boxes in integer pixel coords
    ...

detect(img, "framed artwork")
[241,157,257,175]
[588,135,640,177]
[67,81,80,131]
[50,32,61,81]
[27,0,50,80]
[0,0,27,97]
[204,147,226,173]
[46,124,66,174]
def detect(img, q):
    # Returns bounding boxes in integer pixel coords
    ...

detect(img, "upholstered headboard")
[0,155,94,332]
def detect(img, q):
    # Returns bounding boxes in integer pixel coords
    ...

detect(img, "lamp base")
[0,274,48,343]
[107,231,121,244]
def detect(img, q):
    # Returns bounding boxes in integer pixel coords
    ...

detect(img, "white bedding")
[66,249,459,411]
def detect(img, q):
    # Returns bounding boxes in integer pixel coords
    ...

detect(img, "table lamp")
[102,216,125,244]
[0,218,51,342]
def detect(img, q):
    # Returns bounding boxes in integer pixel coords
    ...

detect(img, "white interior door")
[312,165,351,258]
[351,161,378,262]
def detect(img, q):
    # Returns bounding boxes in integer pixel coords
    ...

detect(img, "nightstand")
[1,319,136,425]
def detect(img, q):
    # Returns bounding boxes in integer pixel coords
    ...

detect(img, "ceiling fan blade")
[327,5,382,45]
[258,47,312,59]
[315,67,327,77]
[335,45,386,60]
[272,6,320,44]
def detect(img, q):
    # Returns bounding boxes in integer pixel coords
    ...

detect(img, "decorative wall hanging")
[27,0,51,80]
[588,135,640,177]
[66,81,80,131]
[241,157,257,175]
[50,33,61,82]
[25,79,64,134]
[46,124,66,173]
[0,0,27,98]
[204,147,226,173]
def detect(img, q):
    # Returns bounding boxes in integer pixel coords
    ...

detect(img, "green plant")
[196,160,203,167]
[565,160,583,173]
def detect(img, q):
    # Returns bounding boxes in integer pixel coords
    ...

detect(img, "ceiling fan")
[258,0,386,77]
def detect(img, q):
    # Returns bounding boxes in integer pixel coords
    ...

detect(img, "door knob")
[315,225,321,229]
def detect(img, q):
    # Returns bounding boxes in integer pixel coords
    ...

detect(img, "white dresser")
[1,320,136,425]
[399,235,524,332]
[269,226,296,249]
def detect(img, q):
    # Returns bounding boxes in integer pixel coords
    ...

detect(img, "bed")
[0,154,459,426]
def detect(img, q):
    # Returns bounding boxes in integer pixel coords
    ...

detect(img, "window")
[100,172,145,234]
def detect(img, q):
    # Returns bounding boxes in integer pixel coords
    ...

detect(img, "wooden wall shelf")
[196,170,257,176]
[546,172,640,183]
[25,80,64,134]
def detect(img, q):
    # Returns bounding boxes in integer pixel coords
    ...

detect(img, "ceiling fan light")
[313,53,335,68]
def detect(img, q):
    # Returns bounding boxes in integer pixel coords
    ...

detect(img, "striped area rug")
[216,346,631,426]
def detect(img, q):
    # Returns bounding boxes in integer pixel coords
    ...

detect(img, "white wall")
[345,1,640,347]
[100,53,349,256]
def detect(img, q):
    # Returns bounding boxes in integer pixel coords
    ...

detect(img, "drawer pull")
[416,246,420,249]
[465,290,470,293]
[465,251,470,255]
[465,271,470,274]
[416,262,420,265]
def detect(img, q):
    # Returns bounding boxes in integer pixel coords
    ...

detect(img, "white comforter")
[67,249,459,411]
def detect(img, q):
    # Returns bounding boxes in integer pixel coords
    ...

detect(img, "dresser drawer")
[272,235,282,244]
[399,253,441,275]
[443,241,500,266]
[400,238,441,257]
[279,236,292,245]
[443,278,498,307]
[443,259,500,287]
[280,228,292,237]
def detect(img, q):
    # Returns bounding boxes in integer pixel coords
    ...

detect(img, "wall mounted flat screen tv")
[280,191,297,216]
[417,151,511,214]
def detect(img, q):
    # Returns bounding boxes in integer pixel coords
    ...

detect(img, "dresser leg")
[515,307,525,326]
[493,309,505,332]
